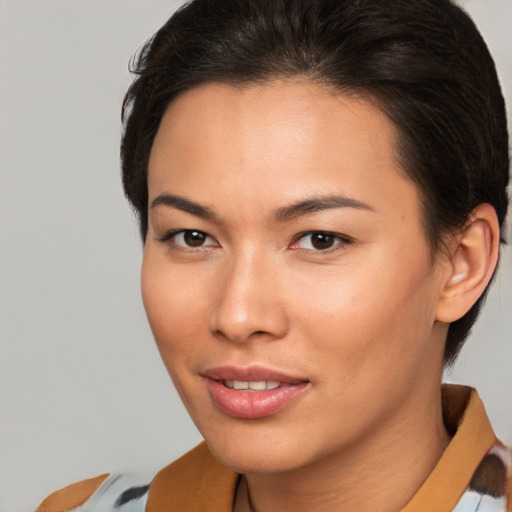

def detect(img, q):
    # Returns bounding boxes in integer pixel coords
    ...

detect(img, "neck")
[234,385,451,512]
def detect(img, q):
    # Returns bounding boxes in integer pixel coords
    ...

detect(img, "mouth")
[223,379,291,391]
[203,366,310,419]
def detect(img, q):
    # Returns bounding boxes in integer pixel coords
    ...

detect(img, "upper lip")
[202,365,308,384]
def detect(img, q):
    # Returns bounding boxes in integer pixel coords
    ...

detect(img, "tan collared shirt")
[36,385,511,512]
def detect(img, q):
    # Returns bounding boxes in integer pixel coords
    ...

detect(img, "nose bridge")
[209,246,288,343]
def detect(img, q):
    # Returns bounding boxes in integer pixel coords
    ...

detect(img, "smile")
[223,380,281,391]
[203,367,310,419]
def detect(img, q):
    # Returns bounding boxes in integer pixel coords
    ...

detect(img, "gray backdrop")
[0,1,510,511]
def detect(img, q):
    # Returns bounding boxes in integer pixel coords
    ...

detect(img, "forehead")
[148,80,421,226]
[151,81,396,170]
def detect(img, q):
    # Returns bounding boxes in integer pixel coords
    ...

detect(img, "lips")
[203,366,310,419]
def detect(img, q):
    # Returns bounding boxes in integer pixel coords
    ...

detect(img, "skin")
[142,81,455,512]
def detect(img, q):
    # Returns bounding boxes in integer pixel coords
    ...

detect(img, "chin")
[216,450,305,475]
[204,429,311,475]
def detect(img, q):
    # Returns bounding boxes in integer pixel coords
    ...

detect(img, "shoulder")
[36,474,108,512]
[35,442,238,512]
[35,472,153,512]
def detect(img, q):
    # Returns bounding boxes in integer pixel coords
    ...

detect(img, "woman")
[37,0,510,511]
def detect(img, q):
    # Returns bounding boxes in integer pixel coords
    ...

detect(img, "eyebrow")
[273,195,374,222]
[150,193,374,223]
[150,193,218,220]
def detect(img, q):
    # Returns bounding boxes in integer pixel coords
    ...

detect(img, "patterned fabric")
[37,450,511,512]
[40,473,153,512]
[452,444,511,512]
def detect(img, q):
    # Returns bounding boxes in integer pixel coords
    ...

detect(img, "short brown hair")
[121,0,509,364]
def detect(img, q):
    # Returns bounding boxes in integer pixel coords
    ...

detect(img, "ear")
[436,203,500,323]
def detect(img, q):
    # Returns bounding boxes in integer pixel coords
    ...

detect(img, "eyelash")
[157,229,353,253]
[157,229,217,249]
[290,231,353,253]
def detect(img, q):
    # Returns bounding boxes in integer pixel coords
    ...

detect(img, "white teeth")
[248,381,267,391]
[223,380,282,391]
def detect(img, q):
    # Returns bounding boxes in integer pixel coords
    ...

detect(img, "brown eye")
[183,230,207,247]
[310,233,335,250]
[159,229,217,249]
[293,231,351,252]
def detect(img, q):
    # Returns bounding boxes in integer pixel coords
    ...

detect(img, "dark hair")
[121,0,509,364]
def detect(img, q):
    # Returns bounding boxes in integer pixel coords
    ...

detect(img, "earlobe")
[436,204,500,323]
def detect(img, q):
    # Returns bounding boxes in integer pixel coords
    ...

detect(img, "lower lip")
[206,379,309,419]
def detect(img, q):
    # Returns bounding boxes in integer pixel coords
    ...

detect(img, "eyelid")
[290,231,354,252]
[157,229,219,249]
[156,229,352,252]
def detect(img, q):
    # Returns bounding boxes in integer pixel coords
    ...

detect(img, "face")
[142,81,449,475]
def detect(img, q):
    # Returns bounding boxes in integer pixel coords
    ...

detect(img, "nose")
[208,252,289,344]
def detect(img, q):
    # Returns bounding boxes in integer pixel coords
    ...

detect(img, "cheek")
[291,257,438,375]
[140,252,210,361]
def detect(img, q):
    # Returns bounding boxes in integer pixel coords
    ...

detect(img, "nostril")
[212,328,271,342]
[208,283,289,343]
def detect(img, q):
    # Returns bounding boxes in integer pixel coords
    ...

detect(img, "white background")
[0,1,510,511]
